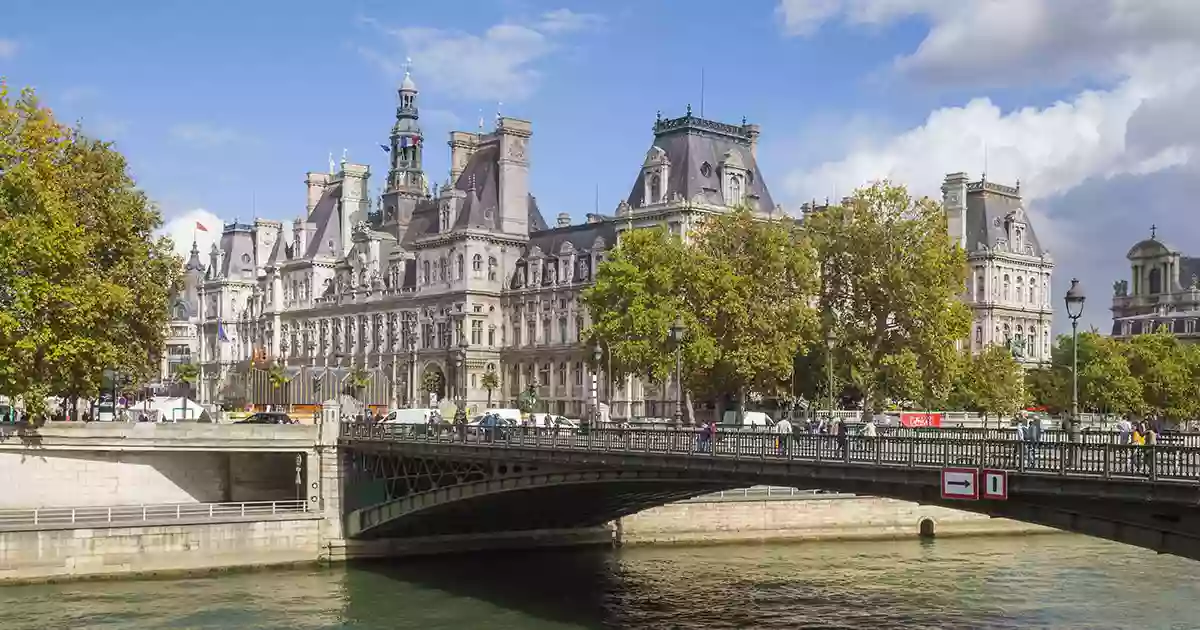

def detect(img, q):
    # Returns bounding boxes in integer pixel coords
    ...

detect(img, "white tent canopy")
[142,396,210,422]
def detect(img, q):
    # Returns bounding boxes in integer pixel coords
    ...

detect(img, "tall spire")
[387,60,425,194]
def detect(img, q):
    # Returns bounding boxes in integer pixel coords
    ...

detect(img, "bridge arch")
[348,469,740,538]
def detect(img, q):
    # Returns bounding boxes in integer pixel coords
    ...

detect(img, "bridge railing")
[341,423,1200,483]
[0,500,310,530]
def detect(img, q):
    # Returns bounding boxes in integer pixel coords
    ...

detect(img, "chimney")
[496,117,532,236]
[556,212,571,228]
[305,172,331,217]
[586,213,601,224]
[339,163,370,257]
[448,131,479,183]
[743,123,761,159]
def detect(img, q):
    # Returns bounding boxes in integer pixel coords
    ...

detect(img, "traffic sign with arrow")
[940,467,979,500]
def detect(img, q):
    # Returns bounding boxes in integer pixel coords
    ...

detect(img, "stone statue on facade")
[531,263,541,286]
[549,264,559,285]
[1113,279,1129,297]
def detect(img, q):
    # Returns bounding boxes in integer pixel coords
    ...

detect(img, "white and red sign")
[981,469,1008,500]
[940,467,978,500]
[901,412,943,428]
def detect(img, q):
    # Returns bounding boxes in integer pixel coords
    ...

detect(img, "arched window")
[1149,267,1163,294]
[649,174,661,203]
[976,275,985,301]
[439,257,447,282]
[1016,277,1024,303]
[422,261,430,284]
[487,257,498,281]
[472,254,482,272]
[729,175,742,202]
[1002,274,1010,301]
[456,254,464,280]
[1029,277,1037,304]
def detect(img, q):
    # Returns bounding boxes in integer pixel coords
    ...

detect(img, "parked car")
[234,412,296,425]
[468,414,516,436]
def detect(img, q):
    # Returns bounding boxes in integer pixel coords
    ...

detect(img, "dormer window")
[719,150,749,207]
[641,146,670,206]
[440,207,450,232]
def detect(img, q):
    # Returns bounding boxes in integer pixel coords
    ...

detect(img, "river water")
[2,536,1198,629]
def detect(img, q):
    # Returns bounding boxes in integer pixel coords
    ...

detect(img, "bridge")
[339,424,1200,561]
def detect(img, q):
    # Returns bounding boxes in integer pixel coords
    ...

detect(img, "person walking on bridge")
[774,416,794,455]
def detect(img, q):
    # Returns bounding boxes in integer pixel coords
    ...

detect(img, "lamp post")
[591,342,603,430]
[668,317,685,426]
[825,326,837,422]
[404,320,416,408]
[454,339,468,424]
[1064,278,1086,438]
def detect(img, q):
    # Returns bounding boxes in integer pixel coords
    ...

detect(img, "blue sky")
[4,1,1200,333]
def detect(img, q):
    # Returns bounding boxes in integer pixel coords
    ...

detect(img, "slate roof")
[398,143,547,245]
[626,113,774,210]
[304,183,343,259]
[219,225,257,280]
[963,181,1047,257]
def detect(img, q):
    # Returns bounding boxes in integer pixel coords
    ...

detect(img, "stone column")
[315,400,346,560]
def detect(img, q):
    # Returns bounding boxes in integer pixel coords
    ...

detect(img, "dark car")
[234,412,296,425]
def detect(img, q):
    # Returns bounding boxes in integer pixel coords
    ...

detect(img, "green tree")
[480,369,499,407]
[0,83,180,416]
[1024,366,1068,414]
[174,362,199,419]
[420,370,444,396]
[583,208,819,422]
[1125,328,1197,423]
[958,346,1026,426]
[582,226,690,387]
[806,182,972,419]
[1079,334,1141,416]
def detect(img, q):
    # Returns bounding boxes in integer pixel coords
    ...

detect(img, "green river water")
[2,536,1198,629]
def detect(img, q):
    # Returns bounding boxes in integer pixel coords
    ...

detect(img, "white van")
[720,410,773,431]
[381,408,437,425]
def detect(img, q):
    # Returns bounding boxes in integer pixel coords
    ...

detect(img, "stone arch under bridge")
[340,442,1200,560]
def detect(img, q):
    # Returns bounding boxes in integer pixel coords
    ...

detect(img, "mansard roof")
[304,182,343,259]
[218,224,257,280]
[398,143,547,245]
[626,110,774,210]
[963,180,1048,258]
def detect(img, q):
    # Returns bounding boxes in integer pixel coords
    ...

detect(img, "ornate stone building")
[168,71,777,417]
[941,173,1055,364]
[1110,228,1200,341]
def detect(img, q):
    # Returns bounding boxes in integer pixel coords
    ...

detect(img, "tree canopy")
[1026,327,1200,423]
[583,207,819,417]
[805,182,972,417]
[0,83,180,415]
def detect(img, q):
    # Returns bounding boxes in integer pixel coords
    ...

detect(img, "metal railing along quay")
[341,423,1200,483]
[0,500,310,530]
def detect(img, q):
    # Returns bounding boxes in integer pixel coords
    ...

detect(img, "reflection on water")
[2,536,1199,629]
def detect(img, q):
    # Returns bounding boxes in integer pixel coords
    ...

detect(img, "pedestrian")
[774,416,793,455]
[836,419,848,458]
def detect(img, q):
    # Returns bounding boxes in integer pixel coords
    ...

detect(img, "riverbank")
[0,493,1059,585]
[615,493,1058,545]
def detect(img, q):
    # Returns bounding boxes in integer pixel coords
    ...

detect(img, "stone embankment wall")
[0,451,302,508]
[0,517,320,583]
[616,494,1056,545]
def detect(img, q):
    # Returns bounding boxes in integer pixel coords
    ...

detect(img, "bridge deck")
[341,424,1200,485]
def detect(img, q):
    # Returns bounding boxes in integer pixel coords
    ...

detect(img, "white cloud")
[778,0,1200,85]
[359,9,604,102]
[169,123,251,148]
[0,38,18,60]
[778,1,1200,333]
[160,209,225,263]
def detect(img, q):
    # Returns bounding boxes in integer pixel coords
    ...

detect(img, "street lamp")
[591,342,603,429]
[825,326,837,422]
[1065,278,1086,437]
[668,317,686,426]
[454,339,468,423]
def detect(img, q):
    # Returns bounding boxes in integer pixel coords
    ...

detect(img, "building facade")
[941,173,1055,364]
[1110,228,1200,341]
[164,72,778,417]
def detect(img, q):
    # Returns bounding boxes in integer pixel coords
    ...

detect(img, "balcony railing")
[0,500,311,530]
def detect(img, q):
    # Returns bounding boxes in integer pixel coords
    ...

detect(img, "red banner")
[900,412,942,428]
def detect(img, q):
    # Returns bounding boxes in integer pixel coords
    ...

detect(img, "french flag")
[399,136,421,148]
